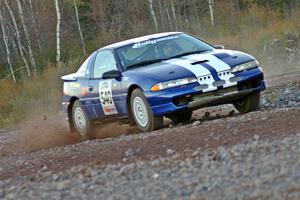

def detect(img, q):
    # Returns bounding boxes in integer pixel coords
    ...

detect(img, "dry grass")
[0,62,77,128]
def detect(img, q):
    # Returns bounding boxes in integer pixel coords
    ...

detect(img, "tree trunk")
[164,0,172,30]
[148,0,158,32]
[233,0,240,12]
[4,0,31,77]
[11,37,20,58]
[29,0,43,55]
[0,8,16,82]
[183,1,188,24]
[170,0,178,30]
[158,0,164,30]
[208,0,215,27]
[54,0,61,66]
[193,0,201,29]
[74,0,87,56]
[17,0,37,76]
[230,0,236,27]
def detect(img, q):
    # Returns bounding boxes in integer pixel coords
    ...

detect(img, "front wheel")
[71,100,92,140]
[233,92,260,113]
[130,89,163,132]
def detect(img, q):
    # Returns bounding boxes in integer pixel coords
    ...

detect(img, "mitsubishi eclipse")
[62,32,265,139]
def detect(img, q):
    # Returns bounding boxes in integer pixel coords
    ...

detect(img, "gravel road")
[2,132,300,200]
[0,72,299,199]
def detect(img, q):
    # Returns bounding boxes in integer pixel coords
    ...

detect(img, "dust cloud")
[0,114,77,156]
[92,122,139,139]
[0,113,139,157]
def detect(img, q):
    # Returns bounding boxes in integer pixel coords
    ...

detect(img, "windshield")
[116,33,214,70]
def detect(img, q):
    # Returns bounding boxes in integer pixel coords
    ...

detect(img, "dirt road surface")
[0,71,299,199]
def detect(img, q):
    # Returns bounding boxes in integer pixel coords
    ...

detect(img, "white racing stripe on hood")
[185,54,237,88]
[164,58,217,92]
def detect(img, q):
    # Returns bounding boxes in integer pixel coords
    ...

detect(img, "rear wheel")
[71,100,92,140]
[131,89,163,132]
[169,111,193,124]
[233,92,260,113]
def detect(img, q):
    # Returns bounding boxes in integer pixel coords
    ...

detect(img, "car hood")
[209,49,256,67]
[124,49,255,83]
[124,62,195,82]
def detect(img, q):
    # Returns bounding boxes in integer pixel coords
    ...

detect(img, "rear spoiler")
[61,73,78,82]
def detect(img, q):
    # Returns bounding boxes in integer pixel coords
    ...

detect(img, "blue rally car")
[62,32,265,139]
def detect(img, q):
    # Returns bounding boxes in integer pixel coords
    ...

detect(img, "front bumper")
[145,67,265,116]
[187,86,257,108]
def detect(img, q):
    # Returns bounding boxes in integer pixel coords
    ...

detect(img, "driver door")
[88,50,125,119]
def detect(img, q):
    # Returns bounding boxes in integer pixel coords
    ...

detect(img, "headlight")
[151,77,197,92]
[230,60,259,73]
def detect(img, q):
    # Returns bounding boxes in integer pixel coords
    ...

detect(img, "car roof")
[101,32,182,50]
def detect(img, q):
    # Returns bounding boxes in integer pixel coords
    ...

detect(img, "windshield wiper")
[126,59,164,69]
[167,50,208,60]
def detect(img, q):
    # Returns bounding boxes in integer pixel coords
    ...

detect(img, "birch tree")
[0,8,16,82]
[17,0,37,76]
[170,0,178,30]
[54,0,61,66]
[193,0,201,29]
[164,0,172,30]
[4,0,31,77]
[158,0,164,29]
[148,0,158,32]
[74,0,86,56]
[28,0,43,54]
[208,0,215,27]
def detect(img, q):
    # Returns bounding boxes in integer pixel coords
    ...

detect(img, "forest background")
[0,0,299,127]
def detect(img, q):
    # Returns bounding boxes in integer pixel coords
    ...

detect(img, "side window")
[77,54,92,77]
[93,51,117,78]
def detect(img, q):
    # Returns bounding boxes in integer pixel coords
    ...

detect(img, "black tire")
[233,92,260,113]
[130,89,163,132]
[71,100,92,140]
[169,111,193,124]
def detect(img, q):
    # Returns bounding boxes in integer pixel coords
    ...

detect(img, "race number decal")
[99,80,118,115]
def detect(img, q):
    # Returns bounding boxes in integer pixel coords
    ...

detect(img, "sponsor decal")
[64,83,81,96]
[81,87,89,96]
[99,80,118,115]
[70,83,80,88]
[132,35,179,49]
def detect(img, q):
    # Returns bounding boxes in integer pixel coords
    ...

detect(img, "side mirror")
[102,70,122,79]
[214,45,225,49]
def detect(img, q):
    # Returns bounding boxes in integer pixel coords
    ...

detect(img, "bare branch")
[4,0,31,77]
[0,7,16,82]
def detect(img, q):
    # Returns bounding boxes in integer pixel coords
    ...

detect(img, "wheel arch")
[126,84,143,126]
[68,96,79,131]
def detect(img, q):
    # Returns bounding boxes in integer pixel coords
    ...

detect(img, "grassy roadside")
[0,63,77,128]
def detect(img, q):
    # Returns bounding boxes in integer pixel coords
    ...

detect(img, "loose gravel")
[1,133,300,199]
[261,77,300,109]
